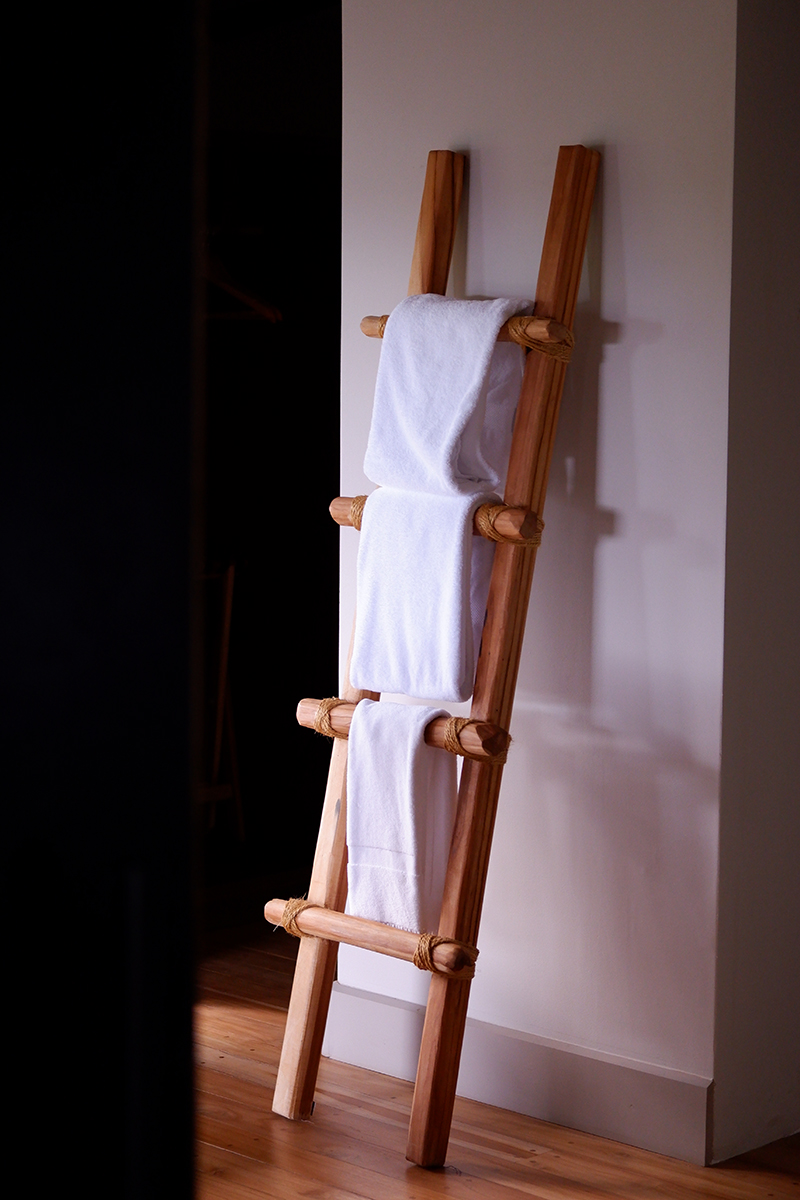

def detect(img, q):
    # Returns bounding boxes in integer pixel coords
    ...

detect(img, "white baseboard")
[322,982,712,1164]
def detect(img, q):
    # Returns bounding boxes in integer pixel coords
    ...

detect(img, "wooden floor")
[195,925,799,1199]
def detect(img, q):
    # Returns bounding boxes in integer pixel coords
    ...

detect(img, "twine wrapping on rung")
[279,897,317,938]
[275,898,478,979]
[443,716,509,764]
[313,697,350,739]
[350,494,368,530]
[507,314,574,361]
[475,504,544,547]
[413,932,479,979]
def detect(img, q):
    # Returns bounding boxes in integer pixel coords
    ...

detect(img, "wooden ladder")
[266,144,599,1168]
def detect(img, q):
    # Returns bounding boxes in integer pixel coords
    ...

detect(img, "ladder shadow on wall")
[496,146,719,1069]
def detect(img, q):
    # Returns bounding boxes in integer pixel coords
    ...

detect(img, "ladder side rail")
[272,150,465,1120]
[406,145,599,1166]
[272,637,377,1118]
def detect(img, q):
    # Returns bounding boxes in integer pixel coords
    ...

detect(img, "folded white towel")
[364,293,530,497]
[350,487,496,701]
[350,293,529,702]
[345,699,457,933]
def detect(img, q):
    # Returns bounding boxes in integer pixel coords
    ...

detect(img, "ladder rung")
[296,698,511,762]
[264,899,477,979]
[360,312,571,348]
[329,495,543,544]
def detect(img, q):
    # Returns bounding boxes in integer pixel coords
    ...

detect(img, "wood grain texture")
[196,932,800,1199]
[329,495,543,543]
[272,149,465,1122]
[271,645,377,1119]
[264,899,477,977]
[295,698,510,761]
[407,150,465,297]
[361,312,572,345]
[406,146,600,1166]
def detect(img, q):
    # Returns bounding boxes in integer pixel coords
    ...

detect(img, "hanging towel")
[351,487,496,701]
[364,293,529,496]
[350,293,529,702]
[345,699,457,933]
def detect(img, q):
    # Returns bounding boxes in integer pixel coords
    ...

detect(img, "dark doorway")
[199,0,342,933]
[3,1,342,1192]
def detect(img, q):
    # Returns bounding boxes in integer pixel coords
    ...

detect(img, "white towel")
[345,699,457,933]
[351,487,496,701]
[364,294,529,496]
[350,293,529,702]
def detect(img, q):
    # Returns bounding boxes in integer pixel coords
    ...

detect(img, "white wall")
[324,0,794,1165]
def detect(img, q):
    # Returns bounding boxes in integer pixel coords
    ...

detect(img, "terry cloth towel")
[350,293,529,702]
[363,294,530,496]
[351,486,496,701]
[345,699,457,933]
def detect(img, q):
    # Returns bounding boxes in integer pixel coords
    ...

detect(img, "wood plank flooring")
[195,926,799,1199]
